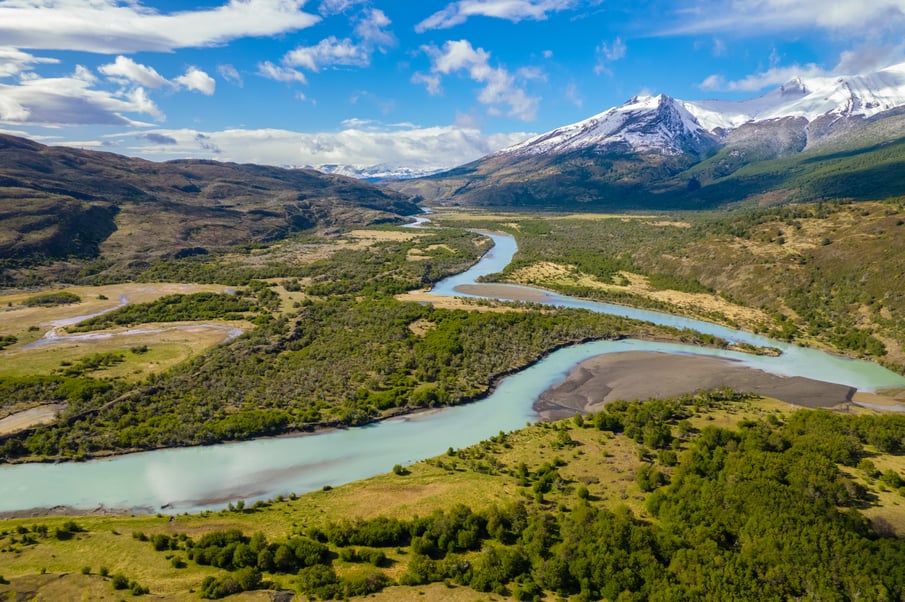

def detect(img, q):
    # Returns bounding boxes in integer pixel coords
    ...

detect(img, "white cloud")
[0,47,58,78]
[284,36,370,71]
[594,37,626,76]
[257,61,307,84]
[175,66,216,95]
[126,86,164,120]
[422,39,540,121]
[354,8,395,49]
[0,0,320,54]
[663,0,905,37]
[318,0,366,16]
[834,45,905,73]
[699,63,827,92]
[0,67,162,126]
[411,72,442,95]
[283,9,393,73]
[108,124,536,172]
[218,64,243,87]
[98,56,169,89]
[416,0,577,32]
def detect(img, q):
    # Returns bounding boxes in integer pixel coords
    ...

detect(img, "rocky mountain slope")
[0,134,418,282]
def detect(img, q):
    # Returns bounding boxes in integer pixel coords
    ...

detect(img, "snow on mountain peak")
[491,62,905,162]
[498,93,710,158]
[686,62,905,130]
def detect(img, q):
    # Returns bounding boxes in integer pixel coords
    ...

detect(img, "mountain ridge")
[0,134,419,285]
[389,62,905,209]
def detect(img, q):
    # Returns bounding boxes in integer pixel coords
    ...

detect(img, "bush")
[110,573,129,590]
[23,291,81,307]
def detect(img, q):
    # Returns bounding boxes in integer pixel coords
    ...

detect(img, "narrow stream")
[2,230,904,515]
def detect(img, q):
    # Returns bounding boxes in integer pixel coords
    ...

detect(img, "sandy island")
[535,351,858,420]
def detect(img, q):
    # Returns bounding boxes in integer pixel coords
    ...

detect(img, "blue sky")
[2,0,904,173]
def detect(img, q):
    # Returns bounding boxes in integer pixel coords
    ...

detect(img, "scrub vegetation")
[435,199,905,369]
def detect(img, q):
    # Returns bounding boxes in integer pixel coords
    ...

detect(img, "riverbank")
[534,351,858,420]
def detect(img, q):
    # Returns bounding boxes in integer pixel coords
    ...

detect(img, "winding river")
[2,231,905,515]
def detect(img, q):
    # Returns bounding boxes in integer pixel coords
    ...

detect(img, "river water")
[3,231,904,515]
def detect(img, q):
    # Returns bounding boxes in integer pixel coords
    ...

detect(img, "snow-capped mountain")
[389,61,905,210]
[312,163,442,181]
[499,94,717,157]
[494,62,905,159]
[685,62,905,131]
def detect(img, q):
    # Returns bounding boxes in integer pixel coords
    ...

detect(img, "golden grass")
[0,321,247,383]
[509,262,768,330]
[395,291,527,313]
[0,283,233,338]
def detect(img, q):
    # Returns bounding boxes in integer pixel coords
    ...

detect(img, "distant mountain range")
[390,62,905,209]
[0,134,418,281]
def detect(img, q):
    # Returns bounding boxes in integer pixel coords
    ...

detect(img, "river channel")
[3,231,905,515]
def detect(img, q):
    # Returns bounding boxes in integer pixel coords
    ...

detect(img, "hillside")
[0,134,419,285]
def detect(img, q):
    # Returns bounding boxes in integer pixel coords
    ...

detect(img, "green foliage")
[69,292,256,332]
[0,335,16,350]
[22,291,81,307]
[4,290,688,458]
[60,351,124,376]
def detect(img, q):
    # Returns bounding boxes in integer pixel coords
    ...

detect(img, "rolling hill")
[0,134,419,284]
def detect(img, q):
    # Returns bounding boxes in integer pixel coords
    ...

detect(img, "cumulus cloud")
[175,66,216,95]
[0,0,320,54]
[108,124,535,172]
[594,37,626,76]
[662,0,905,37]
[318,0,366,16]
[98,56,169,89]
[411,72,442,95]
[418,39,541,121]
[284,36,371,71]
[282,9,394,73]
[416,0,578,32]
[355,8,395,48]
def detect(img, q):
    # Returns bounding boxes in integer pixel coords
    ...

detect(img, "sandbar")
[535,351,856,420]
